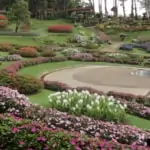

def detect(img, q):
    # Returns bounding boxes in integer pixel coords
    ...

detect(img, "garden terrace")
[1,18,150,149]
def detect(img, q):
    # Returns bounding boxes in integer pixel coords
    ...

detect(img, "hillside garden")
[1,1,150,149]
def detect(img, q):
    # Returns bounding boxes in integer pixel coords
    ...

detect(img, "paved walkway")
[44,66,150,96]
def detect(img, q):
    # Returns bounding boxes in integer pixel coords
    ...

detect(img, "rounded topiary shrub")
[48,25,73,33]
[18,47,38,57]
[0,71,43,94]
[0,15,8,29]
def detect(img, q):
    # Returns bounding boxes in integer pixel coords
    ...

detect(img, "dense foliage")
[0,71,43,94]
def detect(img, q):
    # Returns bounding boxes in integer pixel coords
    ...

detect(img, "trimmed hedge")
[48,25,73,33]
[0,32,40,36]
[0,71,43,94]
[18,47,38,58]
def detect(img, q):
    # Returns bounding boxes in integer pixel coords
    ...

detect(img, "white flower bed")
[48,90,127,122]
[62,48,80,55]
[106,53,128,58]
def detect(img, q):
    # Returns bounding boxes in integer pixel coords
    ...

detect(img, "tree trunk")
[115,0,118,17]
[131,0,134,17]
[134,0,138,18]
[15,22,20,33]
[113,0,118,17]
[98,0,103,17]
[122,1,126,17]
[104,0,108,17]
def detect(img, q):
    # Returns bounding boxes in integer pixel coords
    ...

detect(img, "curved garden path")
[44,65,150,96]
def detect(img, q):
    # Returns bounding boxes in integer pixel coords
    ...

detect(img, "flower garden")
[0,19,150,149]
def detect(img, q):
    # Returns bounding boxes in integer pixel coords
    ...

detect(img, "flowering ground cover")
[5,58,148,129]
[0,86,150,148]
[48,90,127,123]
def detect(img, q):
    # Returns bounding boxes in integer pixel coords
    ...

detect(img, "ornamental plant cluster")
[18,47,38,57]
[48,25,73,33]
[48,90,127,123]
[0,54,22,61]
[0,71,43,94]
[1,113,147,150]
[43,80,150,120]
[0,15,8,28]
[0,86,150,148]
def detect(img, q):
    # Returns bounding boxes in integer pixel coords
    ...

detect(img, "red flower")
[0,15,7,20]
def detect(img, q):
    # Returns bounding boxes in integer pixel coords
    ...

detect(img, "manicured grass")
[0,36,38,46]
[127,115,150,129]
[28,89,53,108]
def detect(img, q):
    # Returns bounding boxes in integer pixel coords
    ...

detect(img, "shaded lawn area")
[18,61,150,129]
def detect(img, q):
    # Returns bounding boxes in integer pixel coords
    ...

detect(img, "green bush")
[41,51,56,57]
[84,43,99,49]
[0,71,43,94]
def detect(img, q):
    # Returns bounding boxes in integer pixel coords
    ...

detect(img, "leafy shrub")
[83,42,99,49]
[18,47,38,57]
[0,44,13,51]
[48,25,73,33]
[20,24,30,32]
[48,90,127,122]
[0,86,30,115]
[0,71,43,94]
[0,54,22,61]
[41,51,56,57]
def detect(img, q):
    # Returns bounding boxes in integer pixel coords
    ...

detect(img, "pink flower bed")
[48,25,73,33]
[0,86,150,147]
[1,113,148,150]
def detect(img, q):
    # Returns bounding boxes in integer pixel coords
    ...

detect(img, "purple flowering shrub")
[0,86,30,116]
[1,113,148,150]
